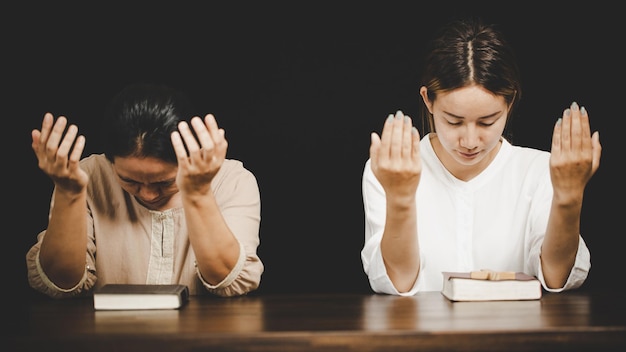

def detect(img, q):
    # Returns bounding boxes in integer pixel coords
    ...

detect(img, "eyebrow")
[444,111,502,119]
[118,175,176,184]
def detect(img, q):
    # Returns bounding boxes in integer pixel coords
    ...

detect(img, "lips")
[136,197,165,209]
[459,151,479,159]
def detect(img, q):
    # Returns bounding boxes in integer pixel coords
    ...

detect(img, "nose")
[137,185,160,202]
[460,125,479,150]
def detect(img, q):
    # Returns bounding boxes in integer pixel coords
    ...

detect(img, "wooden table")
[7,289,626,351]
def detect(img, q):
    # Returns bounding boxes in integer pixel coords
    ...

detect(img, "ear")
[419,86,434,114]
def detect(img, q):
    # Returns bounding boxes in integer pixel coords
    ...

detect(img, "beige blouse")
[26,154,263,298]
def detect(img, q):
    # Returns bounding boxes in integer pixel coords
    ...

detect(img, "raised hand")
[31,113,88,193]
[369,110,422,199]
[549,102,602,203]
[170,114,227,195]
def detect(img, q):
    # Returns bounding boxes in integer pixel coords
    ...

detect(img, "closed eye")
[446,120,497,127]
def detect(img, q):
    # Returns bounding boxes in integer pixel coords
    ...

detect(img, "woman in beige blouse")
[27,83,263,298]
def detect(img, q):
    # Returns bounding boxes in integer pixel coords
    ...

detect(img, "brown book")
[93,284,189,310]
[441,270,542,302]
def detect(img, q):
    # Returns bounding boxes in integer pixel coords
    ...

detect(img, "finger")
[569,102,583,151]
[36,113,55,151]
[204,114,224,146]
[170,131,190,160]
[560,106,572,152]
[551,117,562,154]
[578,106,593,155]
[177,120,201,153]
[214,128,228,158]
[190,115,215,152]
[56,124,79,159]
[591,131,602,174]
[68,135,86,165]
[401,114,413,159]
[369,132,381,163]
[411,126,421,160]
[380,114,394,154]
[389,111,405,160]
[31,129,42,153]
[45,116,69,158]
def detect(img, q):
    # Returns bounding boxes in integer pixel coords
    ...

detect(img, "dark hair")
[102,83,194,164]
[419,17,521,140]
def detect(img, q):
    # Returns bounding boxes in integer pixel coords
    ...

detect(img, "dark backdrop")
[5,2,622,302]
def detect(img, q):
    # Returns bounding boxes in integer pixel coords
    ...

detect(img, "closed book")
[93,284,189,310]
[441,271,542,302]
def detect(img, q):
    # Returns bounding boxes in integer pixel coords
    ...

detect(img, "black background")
[5,2,622,302]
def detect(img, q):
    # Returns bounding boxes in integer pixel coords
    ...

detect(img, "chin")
[136,198,166,210]
[455,154,485,167]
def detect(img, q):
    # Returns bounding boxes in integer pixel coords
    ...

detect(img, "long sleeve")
[26,154,263,298]
[361,136,591,295]
[195,159,263,296]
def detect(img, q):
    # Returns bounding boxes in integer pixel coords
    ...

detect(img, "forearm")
[183,192,241,285]
[381,197,420,293]
[541,196,584,289]
[39,189,88,289]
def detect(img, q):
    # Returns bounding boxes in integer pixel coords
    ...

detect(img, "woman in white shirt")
[361,18,602,296]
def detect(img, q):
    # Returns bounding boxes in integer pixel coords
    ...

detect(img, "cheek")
[438,136,458,153]
[485,132,504,150]
[434,124,458,146]
[161,185,180,196]
[486,124,507,144]
[118,183,139,196]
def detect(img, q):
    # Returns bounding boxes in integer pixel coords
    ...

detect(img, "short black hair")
[102,83,194,164]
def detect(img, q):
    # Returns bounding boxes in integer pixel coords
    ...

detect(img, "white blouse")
[361,134,590,296]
